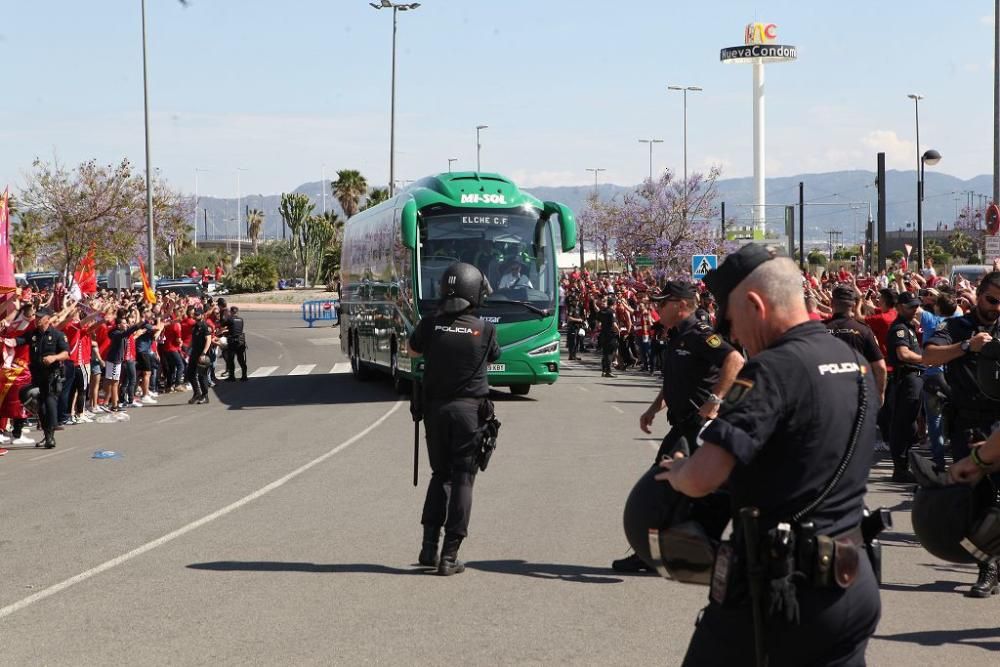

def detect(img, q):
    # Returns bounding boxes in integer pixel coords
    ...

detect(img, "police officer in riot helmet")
[407,261,501,575]
[924,269,1000,598]
[655,245,880,666]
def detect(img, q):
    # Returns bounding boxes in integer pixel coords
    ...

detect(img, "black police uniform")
[188,320,212,402]
[824,315,884,366]
[595,304,617,376]
[224,313,248,381]
[409,309,500,564]
[885,315,924,475]
[657,314,735,461]
[564,297,585,360]
[927,313,1000,461]
[683,320,881,667]
[23,326,69,446]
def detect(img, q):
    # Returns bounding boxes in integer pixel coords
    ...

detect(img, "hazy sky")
[2,1,996,197]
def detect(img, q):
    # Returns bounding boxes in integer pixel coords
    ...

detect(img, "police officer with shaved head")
[407,262,501,576]
[658,245,880,666]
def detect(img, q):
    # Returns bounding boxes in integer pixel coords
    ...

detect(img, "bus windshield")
[417,206,556,316]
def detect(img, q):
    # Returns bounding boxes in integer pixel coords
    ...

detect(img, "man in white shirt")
[498,261,533,290]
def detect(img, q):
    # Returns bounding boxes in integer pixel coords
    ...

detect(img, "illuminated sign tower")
[721,23,797,238]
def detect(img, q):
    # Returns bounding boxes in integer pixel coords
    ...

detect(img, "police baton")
[410,381,423,487]
[739,506,768,667]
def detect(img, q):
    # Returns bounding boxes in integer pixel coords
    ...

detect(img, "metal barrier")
[302,299,340,327]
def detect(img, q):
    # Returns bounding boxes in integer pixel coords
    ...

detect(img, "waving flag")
[138,257,156,304]
[72,246,98,298]
[0,188,16,294]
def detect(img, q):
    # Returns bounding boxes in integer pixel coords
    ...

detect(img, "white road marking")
[288,364,316,375]
[155,415,179,425]
[308,337,339,346]
[610,406,624,414]
[28,446,78,462]
[0,400,404,620]
[330,363,351,374]
[578,386,589,392]
[248,366,278,378]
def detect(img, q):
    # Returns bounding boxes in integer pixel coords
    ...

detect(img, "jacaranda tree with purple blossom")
[580,168,736,275]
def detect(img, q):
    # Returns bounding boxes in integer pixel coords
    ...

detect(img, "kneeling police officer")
[654,246,881,666]
[407,262,501,576]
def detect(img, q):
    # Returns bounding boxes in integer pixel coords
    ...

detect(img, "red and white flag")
[903,243,913,258]
[0,188,16,294]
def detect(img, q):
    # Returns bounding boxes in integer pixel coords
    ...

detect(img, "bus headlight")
[527,341,559,357]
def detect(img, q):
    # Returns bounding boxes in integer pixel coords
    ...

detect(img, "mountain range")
[193,170,994,247]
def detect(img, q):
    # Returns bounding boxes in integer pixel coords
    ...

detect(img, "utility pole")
[799,182,805,271]
[582,168,606,270]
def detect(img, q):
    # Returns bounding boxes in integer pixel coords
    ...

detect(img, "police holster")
[476,399,501,472]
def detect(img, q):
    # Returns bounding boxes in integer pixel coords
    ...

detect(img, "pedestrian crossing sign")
[692,254,718,280]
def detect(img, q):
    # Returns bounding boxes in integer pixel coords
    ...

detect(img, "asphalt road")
[0,312,997,665]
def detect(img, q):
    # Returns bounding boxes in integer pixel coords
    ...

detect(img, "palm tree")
[246,208,264,255]
[363,187,390,211]
[332,169,368,218]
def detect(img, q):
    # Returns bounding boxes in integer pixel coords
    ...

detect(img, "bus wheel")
[390,347,411,394]
[351,332,370,381]
[509,384,531,396]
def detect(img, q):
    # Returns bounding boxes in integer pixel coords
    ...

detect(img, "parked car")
[950,264,991,285]
[156,278,204,299]
[26,271,61,291]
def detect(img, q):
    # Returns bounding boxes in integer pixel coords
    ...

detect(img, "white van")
[950,264,991,285]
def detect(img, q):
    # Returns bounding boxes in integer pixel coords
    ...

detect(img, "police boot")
[418,525,440,567]
[891,462,915,484]
[611,551,652,574]
[43,432,56,449]
[967,561,1000,598]
[437,534,465,576]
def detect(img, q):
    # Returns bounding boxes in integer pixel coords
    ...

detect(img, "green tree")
[363,186,390,211]
[246,208,264,255]
[10,209,45,272]
[332,169,368,218]
[807,250,828,267]
[279,192,314,283]
[948,229,976,260]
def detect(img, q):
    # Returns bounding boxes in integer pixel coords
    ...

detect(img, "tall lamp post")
[321,164,327,214]
[637,138,664,181]
[917,149,942,269]
[448,157,457,173]
[476,125,488,172]
[140,0,155,279]
[193,167,210,248]
[583,167,606,270]
[667,85,702,220]
[370,1,421,197]
[235,167,248,266]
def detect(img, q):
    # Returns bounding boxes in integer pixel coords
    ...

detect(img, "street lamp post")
[235,168,248,266]
[918,148,942,268]
[476,125,488,172]
[583,168,606,270]
[667,85,702,220]
[448,157,457,173]
[194,168,210,249]
[140,0,155,279]
[370,1,421,198]
[637,139,664,181]
[321,164,326,214]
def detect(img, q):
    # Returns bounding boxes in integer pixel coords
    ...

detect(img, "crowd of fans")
[559,256,1000,452]
[0,282,246,455]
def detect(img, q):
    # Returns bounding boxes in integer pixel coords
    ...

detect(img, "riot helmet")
[622,463,730,585]
[910,451,1000,563]
[440,262,491,314]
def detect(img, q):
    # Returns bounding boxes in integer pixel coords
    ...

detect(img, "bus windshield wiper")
[485,298,550,316]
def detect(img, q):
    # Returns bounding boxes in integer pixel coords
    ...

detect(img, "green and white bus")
[339,171,576,395]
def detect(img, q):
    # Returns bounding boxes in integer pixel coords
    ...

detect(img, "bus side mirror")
[543,201,576,252]
[400,199,418,250]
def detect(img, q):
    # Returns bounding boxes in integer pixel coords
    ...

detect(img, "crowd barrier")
[302,299,340,327]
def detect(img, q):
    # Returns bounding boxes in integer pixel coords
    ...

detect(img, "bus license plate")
[488,364,505,372]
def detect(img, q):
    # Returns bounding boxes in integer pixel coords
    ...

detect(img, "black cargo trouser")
[599,337,615,374]
[225,342,248,379]
[654,415,705,464]
[421,397,483,539]
[682,555,881,666]
[888,373,923,469]
[31,367,60,438]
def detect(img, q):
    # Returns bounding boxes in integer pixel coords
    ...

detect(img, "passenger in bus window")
[498,260,534,290]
